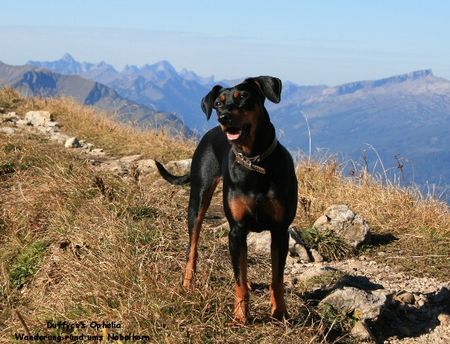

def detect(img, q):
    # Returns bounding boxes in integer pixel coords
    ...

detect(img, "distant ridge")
[330,70,434,96]
[0,61,191,136]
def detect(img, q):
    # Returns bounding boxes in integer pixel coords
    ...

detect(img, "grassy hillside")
[0,88,448,343]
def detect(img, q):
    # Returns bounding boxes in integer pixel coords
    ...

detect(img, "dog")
[155,76,298,324]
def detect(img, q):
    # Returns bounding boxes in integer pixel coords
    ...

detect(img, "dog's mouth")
[224,127,242,141]
[223,124,251,142]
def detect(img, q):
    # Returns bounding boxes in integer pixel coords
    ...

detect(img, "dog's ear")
[245,76,282,104]
[201,85,223,120]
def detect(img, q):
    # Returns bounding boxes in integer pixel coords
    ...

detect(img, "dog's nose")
[218,113,231,125]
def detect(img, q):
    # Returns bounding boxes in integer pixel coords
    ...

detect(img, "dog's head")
[201,76,282,144]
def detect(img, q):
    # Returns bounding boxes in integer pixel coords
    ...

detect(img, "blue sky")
[1,0,449,85]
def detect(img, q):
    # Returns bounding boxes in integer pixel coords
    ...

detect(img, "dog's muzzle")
[218,112,232,126]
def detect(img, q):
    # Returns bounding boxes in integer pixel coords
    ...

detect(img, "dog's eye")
[239,92,248,99]
[215,101,222,108]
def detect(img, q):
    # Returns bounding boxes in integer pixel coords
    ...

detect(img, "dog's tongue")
[226,132,240,141]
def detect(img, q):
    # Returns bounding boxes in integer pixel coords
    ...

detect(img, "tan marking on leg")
[183,177,220,289]
[233,246,249,324]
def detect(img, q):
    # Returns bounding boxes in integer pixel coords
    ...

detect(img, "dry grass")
[5,88,195,160]
[294,161,449,280]
[0,89,448,343]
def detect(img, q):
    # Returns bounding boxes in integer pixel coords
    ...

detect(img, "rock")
[81,143,94,151]
[119,154,142,164]
[0,127,16,135]
[25,111,53,126]
[351,320,375,342]
[313,204,371,248]
[311,249,324,262]
[99,160,128,176]
[292,265,340,282]
[89,148,106,157]
[248,229,310,256]
[247,231,271,254]
[394,291,415,304]
[64,137,81,148]
[136,159,157,175]
[319,286,386,320]
[50,132,69,144]
[288,234,297,255]
[166,159,192,172]
[294,244,311,262]
[438,313,450,326]
[16,119,30,126]
[1,112,19,123]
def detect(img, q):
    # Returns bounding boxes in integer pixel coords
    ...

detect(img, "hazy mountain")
[0,61,190,135]
[28,55,212,132]
[26,55,450,199]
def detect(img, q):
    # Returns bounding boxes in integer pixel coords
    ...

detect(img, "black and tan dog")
[156,76,298,324]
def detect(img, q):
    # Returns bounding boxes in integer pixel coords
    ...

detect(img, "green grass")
[9,240,49,288]
[298,227,353,260]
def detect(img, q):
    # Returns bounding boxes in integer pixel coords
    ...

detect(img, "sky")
[1,0,449,85]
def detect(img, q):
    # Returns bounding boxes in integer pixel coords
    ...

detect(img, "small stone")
[417,299,425,307]
[64,137,81,148]
[89,148,106,156]
[294,244,311,262]
[395,291,415,304]
[438,313,450,326]
[247,231,271,255]
[311,249,324,262]
[16,119,30,126]
[0,127,16,135]
[1,112,19,123]
[351,320,375,343]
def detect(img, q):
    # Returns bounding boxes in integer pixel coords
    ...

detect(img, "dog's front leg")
[269,228,289,320]
[228,225,249,324]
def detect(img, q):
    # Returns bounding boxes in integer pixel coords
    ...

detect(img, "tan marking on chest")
[228,196,254,222]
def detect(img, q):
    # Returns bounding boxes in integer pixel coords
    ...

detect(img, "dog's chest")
[227,190,285,228]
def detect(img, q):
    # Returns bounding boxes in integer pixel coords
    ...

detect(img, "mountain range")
[1,54,448,200]
[0,59,190,136]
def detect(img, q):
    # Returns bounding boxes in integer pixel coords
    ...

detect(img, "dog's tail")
[155,161,190,185]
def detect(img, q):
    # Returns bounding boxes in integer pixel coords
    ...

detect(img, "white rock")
[16,119,30,126]
[65,137,81,148]
[247,231,271,254]
[320,286,387,320]
[1,112,19,123]
[136,159,157,175]
[0,127,16,135]
[166,159,192,172]
[25,111,53,126]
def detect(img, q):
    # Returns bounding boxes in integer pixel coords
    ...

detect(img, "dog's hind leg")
[183,175,220,289]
